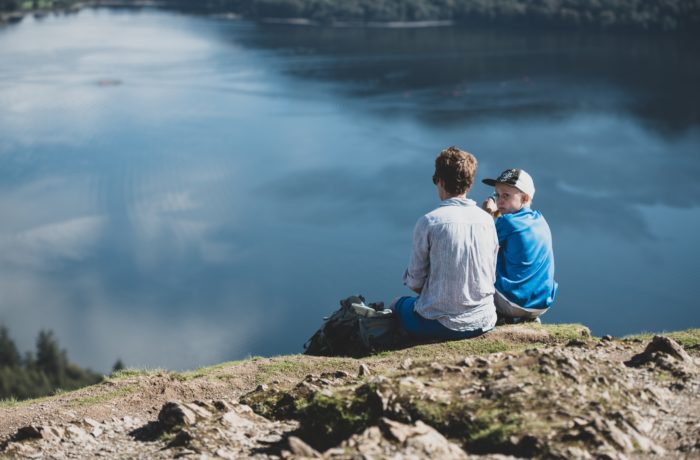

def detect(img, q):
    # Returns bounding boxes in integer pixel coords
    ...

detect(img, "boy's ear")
[522,193,532,204]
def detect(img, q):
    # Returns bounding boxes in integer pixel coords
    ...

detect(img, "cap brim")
[482,178,498,186]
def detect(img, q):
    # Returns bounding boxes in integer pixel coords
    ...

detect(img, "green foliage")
[112,358,125,373]
[0,326,21,367]
[0,325,102,401]
[163,0,700,33]
[0,0,18,10]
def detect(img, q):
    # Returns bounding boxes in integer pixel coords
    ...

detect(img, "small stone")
[83,418,101,428]
[430,362,445,373]
[378,418,467,458]
[42,425,65,443]
[604,422,635,452]
[184,402,213,419]
[561,370,581,383]
[626,336,693,367]
[602,335,614,342]
[215,448,238,459]
[572,417,589,427]
[222,410,254,429]
[65,425,91,443]
[401,358,413,370]
[287,436,321,457]
[158,401,197,430]
[358,363,371,377]
[167,430,193,448]
[11,425,42,442]
[213,400,233,412]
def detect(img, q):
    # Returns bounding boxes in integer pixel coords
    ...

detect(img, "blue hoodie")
[495,207,557,309]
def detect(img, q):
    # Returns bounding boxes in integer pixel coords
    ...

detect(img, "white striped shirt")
[403,197,498,331]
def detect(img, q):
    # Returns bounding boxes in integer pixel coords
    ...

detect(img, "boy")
[481,169,557,323]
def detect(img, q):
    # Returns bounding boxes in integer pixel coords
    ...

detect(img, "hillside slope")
[1,324,698,458]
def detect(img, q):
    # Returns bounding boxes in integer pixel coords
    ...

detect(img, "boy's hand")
[482,197,498,216]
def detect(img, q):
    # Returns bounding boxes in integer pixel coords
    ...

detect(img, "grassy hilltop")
[1,324,699,458]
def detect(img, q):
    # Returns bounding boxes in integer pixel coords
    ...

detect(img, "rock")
[287,436,321,457]
[65,425,91,443]
[358,363,371,377]
[626,336,693,367]
[215,447,238,459]
[222,410,255,429]
[83,418,101,428]
[184,402,213,419]
[166,430,194,448]
[158,401,198,431]
[213,400,233,412]
[11,425,42,442]
[378,418,467,458]
[430,362,445,373]
[91,426,104,438]
[321,370,350,379]
[40,425,65,443]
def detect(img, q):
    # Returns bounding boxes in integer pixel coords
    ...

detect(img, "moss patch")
[296,385,383,450]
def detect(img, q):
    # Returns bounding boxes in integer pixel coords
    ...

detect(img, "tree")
[112,359,125,373]
[0,325,21,368]
[35,330,66,387]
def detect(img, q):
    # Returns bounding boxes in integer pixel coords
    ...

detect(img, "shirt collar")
[439,197,475,207]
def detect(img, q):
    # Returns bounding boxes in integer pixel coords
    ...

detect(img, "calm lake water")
[0,8,698,371]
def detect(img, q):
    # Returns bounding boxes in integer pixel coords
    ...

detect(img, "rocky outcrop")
[2,333,699,459]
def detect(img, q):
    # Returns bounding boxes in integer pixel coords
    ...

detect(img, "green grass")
[253,356,351,385]
[20,0,52,10]
[541,323,592,341]
[105,367,171,383]
[109,324,592,389]
[363,323,590,366]
[625,328,700,348]
[0,392,67,409]
[69,385,137,408]
[0,396,20,409]
[180,358,258,380]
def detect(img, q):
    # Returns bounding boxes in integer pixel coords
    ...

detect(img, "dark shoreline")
[0,0,700,37]
[0,0,160,25]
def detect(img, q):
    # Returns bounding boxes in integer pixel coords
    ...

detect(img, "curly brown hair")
[432,146,477,196]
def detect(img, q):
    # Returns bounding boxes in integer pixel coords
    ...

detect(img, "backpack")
[303,295,401,357]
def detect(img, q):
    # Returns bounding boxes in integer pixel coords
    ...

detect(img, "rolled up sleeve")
[403,216,430,291]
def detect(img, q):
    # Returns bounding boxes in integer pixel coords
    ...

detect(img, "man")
[391,146,499,340]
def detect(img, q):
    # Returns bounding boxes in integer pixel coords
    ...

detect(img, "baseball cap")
[482,169,536,199]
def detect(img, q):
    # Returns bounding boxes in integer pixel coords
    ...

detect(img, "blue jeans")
[392,296,491,341]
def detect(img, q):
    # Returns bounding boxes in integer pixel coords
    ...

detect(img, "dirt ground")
[1,325,698,459]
